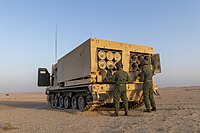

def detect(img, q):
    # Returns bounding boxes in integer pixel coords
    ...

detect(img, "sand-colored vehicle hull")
[38,38,161,111]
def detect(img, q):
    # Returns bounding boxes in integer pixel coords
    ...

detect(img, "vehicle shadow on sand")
[0,101,48,109]
[0,101,117,116]
[0,100,147,116]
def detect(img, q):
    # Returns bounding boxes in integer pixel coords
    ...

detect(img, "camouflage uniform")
[109,67,130,115]
[140,61,156,111]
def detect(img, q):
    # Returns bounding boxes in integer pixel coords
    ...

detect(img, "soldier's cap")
[140,59,148,67]
[116,61,123,68]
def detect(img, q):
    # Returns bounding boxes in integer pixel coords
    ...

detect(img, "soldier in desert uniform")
[107,62,130,116]
[140,59,156,112]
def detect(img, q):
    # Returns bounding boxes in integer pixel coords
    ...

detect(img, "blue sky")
[0,0,200,92]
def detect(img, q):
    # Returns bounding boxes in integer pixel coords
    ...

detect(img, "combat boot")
[151,107,156,111]
[143,109,151,113]
[111,113,119,117]
[124,111,128,116]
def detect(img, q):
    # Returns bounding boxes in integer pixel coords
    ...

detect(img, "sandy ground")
[0,87,200,133]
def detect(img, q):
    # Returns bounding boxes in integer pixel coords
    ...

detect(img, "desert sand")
[0,87,200,133]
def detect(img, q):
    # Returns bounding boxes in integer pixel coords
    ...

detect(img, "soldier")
[140,59,156,112]
[107,61,130,116]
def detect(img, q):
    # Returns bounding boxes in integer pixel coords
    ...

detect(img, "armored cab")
[38,38,161,111]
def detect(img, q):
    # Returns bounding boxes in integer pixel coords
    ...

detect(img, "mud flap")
[153,90,160,96]
[153,83,160,96]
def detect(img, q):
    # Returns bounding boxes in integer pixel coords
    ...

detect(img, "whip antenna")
[55,24,58,63]
[90,32,93,38]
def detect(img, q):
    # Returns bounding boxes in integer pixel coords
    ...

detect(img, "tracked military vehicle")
[38,38,161,111]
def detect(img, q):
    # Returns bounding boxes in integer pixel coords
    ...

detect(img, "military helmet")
[144,56,150,61]
[140,59,148,67]
[116,61,123,68]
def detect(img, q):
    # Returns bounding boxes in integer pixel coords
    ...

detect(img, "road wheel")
[71,96,78,109]
[64,96,71,109]
[50,95,54,108]
[53,96,58,108]
[78,96,86,111]
[47,95,51,106]
[59,96,64,108]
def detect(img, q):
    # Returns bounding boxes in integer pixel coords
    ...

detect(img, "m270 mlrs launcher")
[38,38,161,111]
